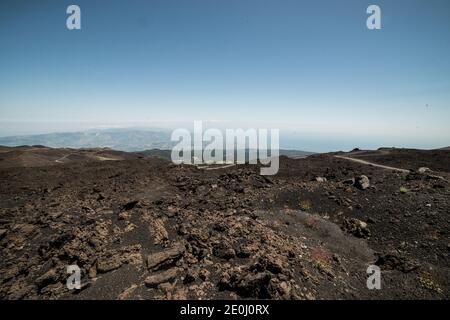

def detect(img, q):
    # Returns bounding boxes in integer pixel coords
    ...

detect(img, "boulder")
[375,252,419,273]
[98,245,142,273]
[36,268,59,288]
[343,218,371,238]
[417,167,430,174]
[253,254,287,274]
[355,175,370,190]
[213,242,236,260]
[147,242,185,270]
[97,255,122,273]
[149,218,169,245]
[145,268,181,287]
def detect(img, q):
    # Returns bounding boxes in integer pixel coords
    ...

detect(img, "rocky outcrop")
[147,243,185,271]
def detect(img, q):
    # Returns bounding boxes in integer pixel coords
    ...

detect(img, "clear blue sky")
[0,0,449,150]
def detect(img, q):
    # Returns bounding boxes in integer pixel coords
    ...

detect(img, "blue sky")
[0,0,449,150]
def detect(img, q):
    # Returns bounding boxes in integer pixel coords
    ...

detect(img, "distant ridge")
[0,128,314,156]
[0,128,173,152]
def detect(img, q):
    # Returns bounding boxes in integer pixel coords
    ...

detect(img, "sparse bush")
[299,200,312,211]
[418,273,443,294]
[399,186,410,194]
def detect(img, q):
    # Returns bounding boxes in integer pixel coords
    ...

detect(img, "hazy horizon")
[1,0,449,151]
[0,121,448,153]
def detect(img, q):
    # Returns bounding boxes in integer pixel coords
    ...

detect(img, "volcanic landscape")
[0,145,449,299]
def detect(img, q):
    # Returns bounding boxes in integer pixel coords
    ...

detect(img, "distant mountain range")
[0,128,174,152]
[0,128,314,157]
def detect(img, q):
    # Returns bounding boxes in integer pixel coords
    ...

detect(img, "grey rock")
[355,175,370,190]
[417,167,430,174]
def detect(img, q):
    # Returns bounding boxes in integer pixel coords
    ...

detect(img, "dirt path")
[55,153,75,163]
[199,164,236,171]
[334,155,410,173]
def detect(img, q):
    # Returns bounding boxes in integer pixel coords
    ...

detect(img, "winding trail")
[334,155,410,173]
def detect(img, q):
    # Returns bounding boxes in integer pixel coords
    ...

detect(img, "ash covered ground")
[0,146,449,299]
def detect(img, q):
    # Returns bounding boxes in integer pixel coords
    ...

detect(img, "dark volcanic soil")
[347,147,450,172]
[0,146,449,300]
